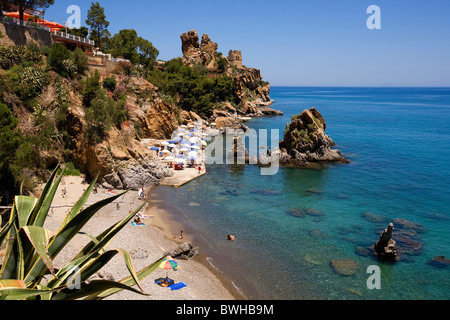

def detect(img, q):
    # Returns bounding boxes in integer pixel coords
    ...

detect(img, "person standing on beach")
[179,230,184,239]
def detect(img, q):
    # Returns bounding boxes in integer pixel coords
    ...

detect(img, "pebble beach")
[41,175,244,300]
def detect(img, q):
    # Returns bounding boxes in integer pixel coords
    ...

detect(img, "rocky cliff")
[180,30,282,123]
[279,108,349,166]
[63,77,176,190]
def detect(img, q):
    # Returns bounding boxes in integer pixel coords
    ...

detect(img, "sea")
[152,87,450,300]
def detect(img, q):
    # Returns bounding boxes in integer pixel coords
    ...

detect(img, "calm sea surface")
[153,87,450,300]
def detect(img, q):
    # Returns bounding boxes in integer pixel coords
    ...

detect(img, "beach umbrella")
[189,137,197,144]
[168,140,175,144]
[180,147,189,152]
[188,151,198,157]
[180,139,190,145]
[150,147,159,151]
[168,144,177,148]
[158,256,180,278]
[200,140,207,146]
[164,156,175,161]
[162,149,171,154]
[191,145,200,150]
[174,136,182,142]
[161,141,169,146]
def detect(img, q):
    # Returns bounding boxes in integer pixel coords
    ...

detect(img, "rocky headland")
[278,108,349,167]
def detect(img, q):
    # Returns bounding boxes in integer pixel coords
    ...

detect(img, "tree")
[107,29,159,70]
[137,36,159,70]
[10,1,55,26]
[86,2,110,50]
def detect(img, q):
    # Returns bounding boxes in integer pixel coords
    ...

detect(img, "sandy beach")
[42,175,244,300]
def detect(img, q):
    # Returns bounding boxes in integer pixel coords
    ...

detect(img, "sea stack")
[279,108,349,166]
[374,223,398,261]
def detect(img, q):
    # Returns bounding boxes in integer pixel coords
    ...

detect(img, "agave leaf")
[90,255,166,300]
[21,226,55,277]
[0,286,60,300]
[59,173,99,231]
[32,168,65,228]
[24,192,126,284]
[0,214,15,247]
[14,196,37,228]
[0,279,25,288]
[74,201,145,260]
[0,225,25,280]
[52,280,149,301]
[28,165,59,226]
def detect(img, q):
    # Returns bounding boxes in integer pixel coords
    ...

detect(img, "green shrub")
[19,66,49,93]
[72,48,88,75]
[0,45,42,69]
[103,76,117,91]
[47,43,75,77]
[82,70,101,108]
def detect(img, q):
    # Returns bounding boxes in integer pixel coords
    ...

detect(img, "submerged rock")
[428,256,450,269]
[302,208,325,217]
[285,208,305,218]
[362,212,388,223]
[330,259,359,276]
[393,218,427,234]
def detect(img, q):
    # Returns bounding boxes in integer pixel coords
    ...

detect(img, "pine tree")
[85,2,110,51]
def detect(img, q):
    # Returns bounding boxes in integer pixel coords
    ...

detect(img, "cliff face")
[179,30,282,120]
[63,76,176,190]
[279,108,349,166]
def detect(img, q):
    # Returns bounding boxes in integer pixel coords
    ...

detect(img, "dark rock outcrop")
[374,223,397,261]
[165,242,200,260]
[279,108,349,167]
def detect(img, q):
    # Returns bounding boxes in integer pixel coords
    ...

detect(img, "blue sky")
[43,0,450,87]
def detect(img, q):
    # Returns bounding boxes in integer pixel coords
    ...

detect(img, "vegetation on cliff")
[0,4,279,197]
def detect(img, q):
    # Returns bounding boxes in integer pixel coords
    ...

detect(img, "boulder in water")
[285,208,305,218]
[428,256,450,269]
[330,259,359,276]
[374,223,397,261]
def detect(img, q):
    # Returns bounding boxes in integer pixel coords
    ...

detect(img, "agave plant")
[0,166,165,300]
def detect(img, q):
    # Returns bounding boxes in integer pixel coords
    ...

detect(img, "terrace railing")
[51,30,95,46]
[1,14,94,46]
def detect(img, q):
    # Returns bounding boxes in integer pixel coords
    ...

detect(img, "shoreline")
[145,185,247,300]
[41,175,243,300]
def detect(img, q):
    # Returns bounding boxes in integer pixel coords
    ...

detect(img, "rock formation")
[165,242,200,260]
[64,76,176,190]
[374,223,397,261]
[279,108,349,166]
[179,29,282,126]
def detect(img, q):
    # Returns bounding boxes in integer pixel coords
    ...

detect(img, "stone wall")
[0,21,52,48]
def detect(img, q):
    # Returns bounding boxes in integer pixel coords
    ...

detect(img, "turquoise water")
[153,87,450,300]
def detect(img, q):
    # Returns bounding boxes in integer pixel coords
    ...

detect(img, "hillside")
[0,28,281,197]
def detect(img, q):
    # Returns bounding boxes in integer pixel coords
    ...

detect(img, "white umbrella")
[200,140,207,146]
[161,141,169,146]
[188,151,198,157]
[164,156,175,161]
[168,144,177,148]
[189,137,197,143]
[191,145,200,150]
[162,149,171,154]
[188,124,195,128]
[180,147,189,152]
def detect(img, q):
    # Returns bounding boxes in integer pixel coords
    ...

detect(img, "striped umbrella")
[158,256,180,277]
